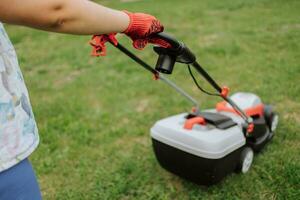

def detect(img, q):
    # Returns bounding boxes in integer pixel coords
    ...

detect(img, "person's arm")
[0,0,130,35]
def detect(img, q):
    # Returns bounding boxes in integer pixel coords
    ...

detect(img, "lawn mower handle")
[153,33,222,94]
[155,32,182,49]
[110,33,252,126]
[154,33,251,124]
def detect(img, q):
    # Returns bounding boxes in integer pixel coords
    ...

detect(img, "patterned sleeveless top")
[0,22,39,172]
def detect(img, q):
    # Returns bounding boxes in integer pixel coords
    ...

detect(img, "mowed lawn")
[4,0,299,199]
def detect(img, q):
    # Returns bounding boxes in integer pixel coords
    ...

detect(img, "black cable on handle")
[190,62,250,122]
[188,64,249,122]
[191,62,222,93]
[187,65,220,97]
[110,39,250,124]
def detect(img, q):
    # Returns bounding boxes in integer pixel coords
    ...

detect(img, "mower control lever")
[153,33,196,74]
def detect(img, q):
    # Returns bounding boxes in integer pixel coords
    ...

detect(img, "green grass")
[4,0,300,199]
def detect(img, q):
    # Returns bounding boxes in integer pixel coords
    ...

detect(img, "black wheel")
[264,105,278,131]
[237,147,254,174]
[270,114,279,132]
[264,105,273,126]
[264,105,278,140]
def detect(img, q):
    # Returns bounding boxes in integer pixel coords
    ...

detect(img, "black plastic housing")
[155,54,176,74]
[153,33,196,74]
[152,139,243,185]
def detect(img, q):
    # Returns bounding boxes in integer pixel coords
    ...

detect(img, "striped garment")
[0,22,39,172]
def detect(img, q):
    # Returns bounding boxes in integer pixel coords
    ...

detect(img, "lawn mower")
[108,32,279,185]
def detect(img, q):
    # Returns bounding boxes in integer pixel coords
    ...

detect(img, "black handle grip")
[153,32,196,66]
[154,32,182,49]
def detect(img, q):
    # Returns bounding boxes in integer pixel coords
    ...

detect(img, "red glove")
[90,33,118,56]
[122,10,170,50]
[90,11,170,56]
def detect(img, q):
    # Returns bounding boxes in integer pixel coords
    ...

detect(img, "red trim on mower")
[184,117,206,130]
[216,101,264,117]
[247,123,254,133]
[221,86,230,98]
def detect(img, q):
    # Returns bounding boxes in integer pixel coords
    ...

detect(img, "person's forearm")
[0,0,130,35]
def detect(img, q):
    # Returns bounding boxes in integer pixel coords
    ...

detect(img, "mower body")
[150,92,278,185]
[112,32,278,185]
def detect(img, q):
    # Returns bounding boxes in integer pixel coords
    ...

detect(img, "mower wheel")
[264,105,279,140]
[270,114,279,132]
[264,105,278,131]
[237,147,254,174]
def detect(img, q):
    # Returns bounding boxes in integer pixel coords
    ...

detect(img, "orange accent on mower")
[184,117,206,130]
[221,86,230,98]
[247,123,254,133]
[216,101,264,117]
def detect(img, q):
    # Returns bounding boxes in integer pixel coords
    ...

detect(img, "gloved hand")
[90,11,170,56]
[122,10,170,50]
